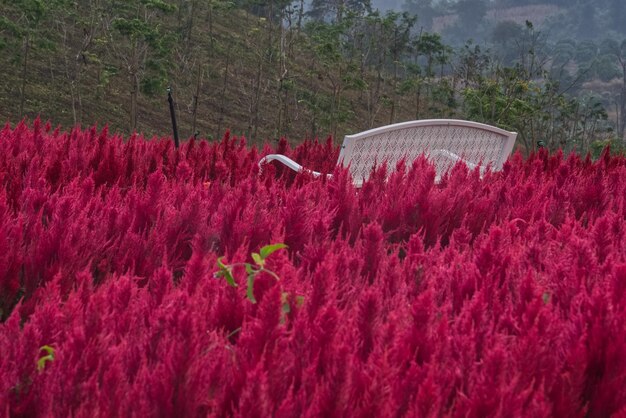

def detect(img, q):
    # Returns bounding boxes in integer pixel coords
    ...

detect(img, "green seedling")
[37,345,55,372]
[215,243,288,303]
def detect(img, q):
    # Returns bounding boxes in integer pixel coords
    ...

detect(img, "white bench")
[259,119,517,187]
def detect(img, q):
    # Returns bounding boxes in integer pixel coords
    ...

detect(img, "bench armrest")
[259,154,330,179]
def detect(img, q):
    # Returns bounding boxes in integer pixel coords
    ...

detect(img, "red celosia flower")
[0,122,625,416]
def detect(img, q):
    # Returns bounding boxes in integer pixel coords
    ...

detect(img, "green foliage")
[6,0,46,24]
[143,0,176,13]
[595,55,620,82]
[0,0,56,48]
[215,243,288,304]
[308,0,371,23]
[0,15,24,37]
[259,243,288,259]
[215,257,237,287]
[462,59,610,152]
[141,58,169,96]
[0,0,619,149]
[37,345,55,372]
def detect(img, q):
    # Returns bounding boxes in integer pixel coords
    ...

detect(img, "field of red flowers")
[1,119,626,416]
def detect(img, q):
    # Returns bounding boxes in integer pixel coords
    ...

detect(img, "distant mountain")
[371,0,405,12]
[432,4,563,33]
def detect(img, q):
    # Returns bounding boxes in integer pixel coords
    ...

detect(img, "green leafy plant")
[280,292,305,324]
[37,345,55,372]
[215,243,288,304]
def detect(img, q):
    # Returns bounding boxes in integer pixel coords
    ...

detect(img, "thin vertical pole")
[167,86,180,148]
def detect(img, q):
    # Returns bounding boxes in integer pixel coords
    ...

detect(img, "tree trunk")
[178,0,185,26]
[297,0,304,31]
[390,40,399,125]
[216,50,231,140]
[130,70,139,131]
[332,86,338,139]
[128,37,140,131]
[267,0,274,64]
[19,34,31,118]
[416,82,422,120]
[276,10,288,137]
[252,57,263,142]
[620,63,626,142]
[70,80,78,125]
[61,26,78,125]
[335,0,344,23]
[186,0,197,43]
[191,63,203,136]
[309,62,317,137]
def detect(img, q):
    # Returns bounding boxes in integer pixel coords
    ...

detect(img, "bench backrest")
[337,119,517,187]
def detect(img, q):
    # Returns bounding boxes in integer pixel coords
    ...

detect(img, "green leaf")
[216,257,237,287]
[282,302,290,315]
[40,345,54,356]
[296,295,305,308]
[244,263,255,275]
[251,252,264,267]
[246,275,257,304]
[37,345,55,371]
[542,292,550,304]
[223,268,236,287]
[259,243,288,259]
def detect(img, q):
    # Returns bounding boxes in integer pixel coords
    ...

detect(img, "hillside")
[0,2,442,144]
[0,0,620,152]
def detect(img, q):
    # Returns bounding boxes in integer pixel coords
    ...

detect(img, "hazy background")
[319,0,626,44]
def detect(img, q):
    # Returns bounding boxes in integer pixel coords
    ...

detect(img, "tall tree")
[386,12,415,123]
[600,39,626,142]
[0,0,62,117]
[402,0,434,31]
[491,21,523,66]
[54,0,103,125]
[104,0,175,131]
[308,0,370,23]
